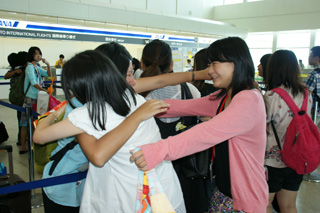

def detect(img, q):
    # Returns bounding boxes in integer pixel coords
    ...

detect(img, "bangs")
[207,46,233,63]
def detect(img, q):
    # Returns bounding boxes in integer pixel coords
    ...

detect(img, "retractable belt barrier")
[0,171,87,195]
[0,100,39,118]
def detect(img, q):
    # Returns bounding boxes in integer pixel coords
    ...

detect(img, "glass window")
[277,32,310,48]
[246,33,273,48]
[314,31,320,46]
[224,0,243,5]
[276,47,310,69]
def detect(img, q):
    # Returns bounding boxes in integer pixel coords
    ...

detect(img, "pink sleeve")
[141,90,264,169]
[157,91,222,118]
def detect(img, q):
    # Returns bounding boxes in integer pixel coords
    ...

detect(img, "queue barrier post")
[26,106,43,208]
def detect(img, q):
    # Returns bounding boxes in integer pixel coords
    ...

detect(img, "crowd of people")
[4,37,320,212]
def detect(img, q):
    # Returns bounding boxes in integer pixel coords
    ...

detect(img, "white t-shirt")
[68,93,183,213]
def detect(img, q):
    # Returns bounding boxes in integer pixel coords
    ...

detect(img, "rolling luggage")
[0,145,31,213]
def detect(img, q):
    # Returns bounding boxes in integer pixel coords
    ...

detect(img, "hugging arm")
[76,99,170,167]
[133,68,209,93]
[33,104,84,144]
[131,91,263,171]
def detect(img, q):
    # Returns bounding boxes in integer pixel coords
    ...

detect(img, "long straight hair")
[62,50,136,130]
[266,49,306,97]
[207,37,255,99]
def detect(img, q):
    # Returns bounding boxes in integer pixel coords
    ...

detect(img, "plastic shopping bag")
[134,148,175,213]
[37,91,49,114]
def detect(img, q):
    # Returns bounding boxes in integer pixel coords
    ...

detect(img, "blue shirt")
[42,98,88,207]
[24,63,49,99]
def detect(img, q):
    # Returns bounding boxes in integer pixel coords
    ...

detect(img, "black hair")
[193,48,208,91]
[7,53,18,68]
[17,51,28,67]
[27,46,42,62]
[132,58,140,72]
[140,39,172,96]
[59,54,65,58]
[311,46,320,58]
[207,37,255,99]
[266,49,305,97]
[62,50,136,130]
[141,39,172,76]
[187,59,191,63]
[260,54,272,82]
[95,42,132,79]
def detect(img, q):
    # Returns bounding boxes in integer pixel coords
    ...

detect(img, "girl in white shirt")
[34,50,186,212]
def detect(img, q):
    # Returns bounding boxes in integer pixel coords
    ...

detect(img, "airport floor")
[1,99,320,213]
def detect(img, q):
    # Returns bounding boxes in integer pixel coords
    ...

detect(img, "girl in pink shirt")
[130,37,269,212]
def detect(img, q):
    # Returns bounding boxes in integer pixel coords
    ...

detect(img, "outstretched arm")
[133,68,209,93]
[76,99,170,167]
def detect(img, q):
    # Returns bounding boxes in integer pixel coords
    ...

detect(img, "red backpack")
[270,88,320,174]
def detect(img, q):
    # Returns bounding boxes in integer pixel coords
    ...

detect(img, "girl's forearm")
[133,68,209,93]
[77,112,144,167]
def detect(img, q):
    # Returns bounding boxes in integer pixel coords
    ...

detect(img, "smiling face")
[208,61,234,90]
[126,61,136,87]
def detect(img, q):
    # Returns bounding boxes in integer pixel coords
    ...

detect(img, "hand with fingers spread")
[132,99,170,122]
[130,149,149,171]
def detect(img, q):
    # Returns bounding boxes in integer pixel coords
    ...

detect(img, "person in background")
[132,57,143,79]
[5,52,23,145]
[4,53,21,82]
[299,59,305,71]
[20,46,51,154]
[264,50,312,213]
[138,39,202,212]
[306,46,320,125]
[186,58,192,68]
[258,54,272,82]
[55,54,65,68]
[130,37,269,212]
[193,48,217,98]
[257,53,272,93]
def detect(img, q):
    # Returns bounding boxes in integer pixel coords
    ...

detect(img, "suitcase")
[0,145,31,213]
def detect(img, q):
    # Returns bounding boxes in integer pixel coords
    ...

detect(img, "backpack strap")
[270,120,282,150]
[271,88,308,115]
[24,83,31,96]
[48,140,78,175]
[180,83,193,100]
[180,83,193,125]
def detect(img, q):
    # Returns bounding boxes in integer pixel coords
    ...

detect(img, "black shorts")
[266,166,303,193]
